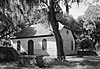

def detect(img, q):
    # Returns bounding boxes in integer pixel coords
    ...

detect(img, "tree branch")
[56,13,83,36]
[42,1,50,9]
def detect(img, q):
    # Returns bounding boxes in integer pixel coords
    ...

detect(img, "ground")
[0,56,100,69]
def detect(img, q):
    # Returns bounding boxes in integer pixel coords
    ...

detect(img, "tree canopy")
[77,3,100,36]
[0,0,100,38]
[85,4,100,21]
[0,0,49,38]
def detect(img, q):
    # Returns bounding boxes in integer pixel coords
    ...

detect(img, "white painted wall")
[12,36,57,56]
[60,28,75,55]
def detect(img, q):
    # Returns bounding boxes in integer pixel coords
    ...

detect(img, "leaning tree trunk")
[49,0,65,59]
[56,12,82,36]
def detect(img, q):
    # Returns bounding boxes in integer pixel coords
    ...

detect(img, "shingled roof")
[15,24,52,37]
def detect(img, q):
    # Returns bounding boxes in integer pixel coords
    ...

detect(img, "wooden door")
[28,40,34,55]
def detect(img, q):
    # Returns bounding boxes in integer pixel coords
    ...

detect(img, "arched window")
[66,30,69,35]
[17,40,21,51]
[42,39,47,50]
[71,41,73,50]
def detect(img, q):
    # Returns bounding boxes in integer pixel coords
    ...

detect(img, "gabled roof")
[15,24,52,38]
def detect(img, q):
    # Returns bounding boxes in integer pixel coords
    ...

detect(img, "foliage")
[56,12,82,37]
[84,4,100,21]
[77,3,100,36]
[0,0,100,38]
[0,0,49,39]
[94,17,100,35]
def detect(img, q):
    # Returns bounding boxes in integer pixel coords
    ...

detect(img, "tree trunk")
[56,13,82,36]
[49,0,65,59]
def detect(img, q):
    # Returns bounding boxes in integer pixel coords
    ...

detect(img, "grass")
[1,56,100,69]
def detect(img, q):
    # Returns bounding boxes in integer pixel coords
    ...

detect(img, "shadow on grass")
[81,60,100,66]
[44,60,76,67]
[43,58,100,69]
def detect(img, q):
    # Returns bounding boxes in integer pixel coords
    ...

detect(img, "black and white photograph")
[0,0,100,69]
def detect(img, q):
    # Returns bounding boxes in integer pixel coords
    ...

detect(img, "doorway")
[28,40,34,55]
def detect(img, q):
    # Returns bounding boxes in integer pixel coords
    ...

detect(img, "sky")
[69,0,100,19]
[69,2,88,19]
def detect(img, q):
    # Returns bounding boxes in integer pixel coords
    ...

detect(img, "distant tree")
[84,4,100,21]
[77,3,100,36]
[94,17,100,35]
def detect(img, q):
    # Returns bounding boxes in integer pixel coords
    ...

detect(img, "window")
[17,40,21,51]
[71,41,73,50]
[42,39,47,50]
[66,30,69,35]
